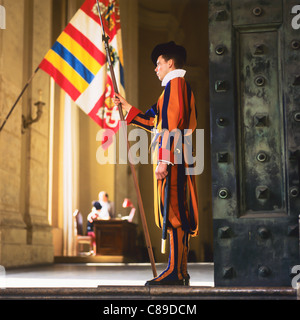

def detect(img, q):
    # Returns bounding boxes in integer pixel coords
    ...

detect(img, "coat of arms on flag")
[39,0,125,146]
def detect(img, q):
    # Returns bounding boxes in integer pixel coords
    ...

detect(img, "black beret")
[92,201,102,210]
[151,41,187,66]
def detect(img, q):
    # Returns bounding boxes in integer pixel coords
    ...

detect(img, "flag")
[39,0,125,146]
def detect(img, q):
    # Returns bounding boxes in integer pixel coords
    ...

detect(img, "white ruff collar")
[162,69,186,87]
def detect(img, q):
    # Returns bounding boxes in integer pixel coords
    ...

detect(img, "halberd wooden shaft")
[96,0,157,278]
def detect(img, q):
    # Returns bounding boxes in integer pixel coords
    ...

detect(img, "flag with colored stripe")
[39,0,125,143]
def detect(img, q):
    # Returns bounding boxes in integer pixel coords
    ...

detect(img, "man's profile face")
[155,55,172,81]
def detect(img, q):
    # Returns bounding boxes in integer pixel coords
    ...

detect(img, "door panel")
[209,0,299,286]
[232,0,282,26]
[238,29,286,216]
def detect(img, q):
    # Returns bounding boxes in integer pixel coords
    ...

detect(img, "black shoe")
[183,274,190,286]
[145,278,184,286]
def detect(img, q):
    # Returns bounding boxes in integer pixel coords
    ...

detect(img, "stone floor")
[3,262,214,288]
[0,263,297,300]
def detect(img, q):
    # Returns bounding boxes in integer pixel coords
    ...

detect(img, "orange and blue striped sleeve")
[126,104,158,132]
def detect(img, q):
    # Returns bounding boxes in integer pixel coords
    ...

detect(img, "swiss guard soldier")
[114,41,199,286]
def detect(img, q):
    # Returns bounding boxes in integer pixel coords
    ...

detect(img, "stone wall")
[0,0,53,268]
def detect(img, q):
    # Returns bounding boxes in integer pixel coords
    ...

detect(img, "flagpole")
[0,67,40,133]
[96,0,157,278]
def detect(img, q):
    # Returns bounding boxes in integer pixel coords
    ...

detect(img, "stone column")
[0,0,53,267]
[0,0,29,268]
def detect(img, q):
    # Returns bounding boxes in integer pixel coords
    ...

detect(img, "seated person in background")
[98,191,115,219]
[87,201,101,254]
[122,198,136,223]
[87,201,108,254]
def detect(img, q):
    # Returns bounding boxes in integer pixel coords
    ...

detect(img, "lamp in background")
[22,89,45,133]
[122,198,133,208]
[122,198,136,223]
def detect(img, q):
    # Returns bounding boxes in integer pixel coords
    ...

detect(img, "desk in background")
[94,219,137,259]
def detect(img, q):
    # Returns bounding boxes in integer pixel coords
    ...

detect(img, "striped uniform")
[126,72,199,282]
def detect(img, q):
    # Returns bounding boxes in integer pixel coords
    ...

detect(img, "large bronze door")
[209,0,300,286]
